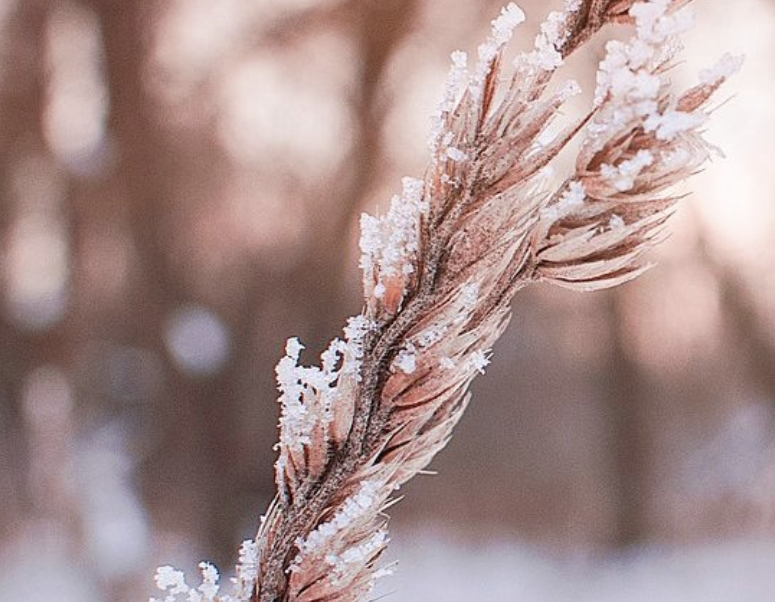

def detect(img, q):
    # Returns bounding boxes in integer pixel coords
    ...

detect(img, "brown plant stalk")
[151,1,740,601]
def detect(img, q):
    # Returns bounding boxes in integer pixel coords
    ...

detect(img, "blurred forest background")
[1,0,775,600]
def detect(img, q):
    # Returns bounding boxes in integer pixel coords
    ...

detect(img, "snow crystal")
[151,543,256,602]
[472,3,526,99]
[154,566,188,597]
[276,338,315,452]
[492,3,526,45]
[699,53,744,86]
[429,51,469,153]
[326,530,390,585]
[595,40,661,106]
[440,357,456,370]
[229,539,258,600]
[662,147,691,170]
[360,177,426,295]
[445,146,468,162]
[321,339,346,379]
[359,213,383,275]
[608,214,626,230]
[588,0,710,154]
[197,563,220,600]
[415,325,447,349]
[151,563,222,602]
[461,283,480,308]
[542,181,585,222]
[600,149,654,192]
[631,0,694,44]
[592,0,696,110]
[468,350,491,375]
[295,481,382,563]
[518,2,578,72]
[285,338,303,361]
[342,314,372,380]
[644,109,706,141]
[395,346,418,374]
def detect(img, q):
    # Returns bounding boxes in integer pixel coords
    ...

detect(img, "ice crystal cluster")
[151,540,257,602]
[152,2,739,601]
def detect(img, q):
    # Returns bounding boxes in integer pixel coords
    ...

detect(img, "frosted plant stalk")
[151,2,740,601]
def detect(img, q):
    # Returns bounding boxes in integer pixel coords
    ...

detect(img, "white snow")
[644,109,707,141]
[429,51,469,154]
[699,53,745,86]
[150,540,257,602]
[600,149,654,192]
[294,481,382,562]
[375,531,775,602]
[461,283,480,309]
[359,177,427,296]
[608,214,626,230]
[468,350,491,375]
[542,181,586,222]
[517,1,580,72]
[472,3,526,99]
[326,530,390,585]
[395,346,418,374]
[445,146,468,162]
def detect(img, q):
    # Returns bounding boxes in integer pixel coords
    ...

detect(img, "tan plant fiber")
[151,1,740,601]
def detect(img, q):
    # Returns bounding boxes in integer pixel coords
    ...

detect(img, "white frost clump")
[518,0,581,72]
[593,0,694,107]
[467,350,491,375]
[608,214,626,230]
[644,109,707,141]
[151,562,220,602]
[230,539,259,600]
[326,530,389,585]
[150,541,259,602]
[542,181,586,222]
[394,345,418,374]
[294,481,382,562]
[359,177,428,298]
[440,357,456,370]
[601,149,654,191]
[275,316,373,483]
[631,0,694,45]
[662,147,692,170]
[342,314,372,380]
[276,337,316,452]
[590,0,710,146]
[445,146,468,162]
[699,52,744,86]
[414,324,447,349]
[472,3,526,98]
[491,2,526,45]
[429,51,469,154]
[460,283,480,309]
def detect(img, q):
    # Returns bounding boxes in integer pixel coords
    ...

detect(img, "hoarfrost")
[600,149,654,191]
[293,481,382,563]
[542,181,586,222]
[395,345,418,374]
[699,53,744,86]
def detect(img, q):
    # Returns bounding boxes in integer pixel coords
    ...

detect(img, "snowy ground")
[3,527,774,601]
[375,529,775,602]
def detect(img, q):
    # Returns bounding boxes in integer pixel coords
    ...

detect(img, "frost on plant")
[151,2,740,601]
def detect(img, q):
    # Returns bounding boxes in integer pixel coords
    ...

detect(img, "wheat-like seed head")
[150,2,740,601]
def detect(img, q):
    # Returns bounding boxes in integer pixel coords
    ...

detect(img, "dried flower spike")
[151,2,740,601]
